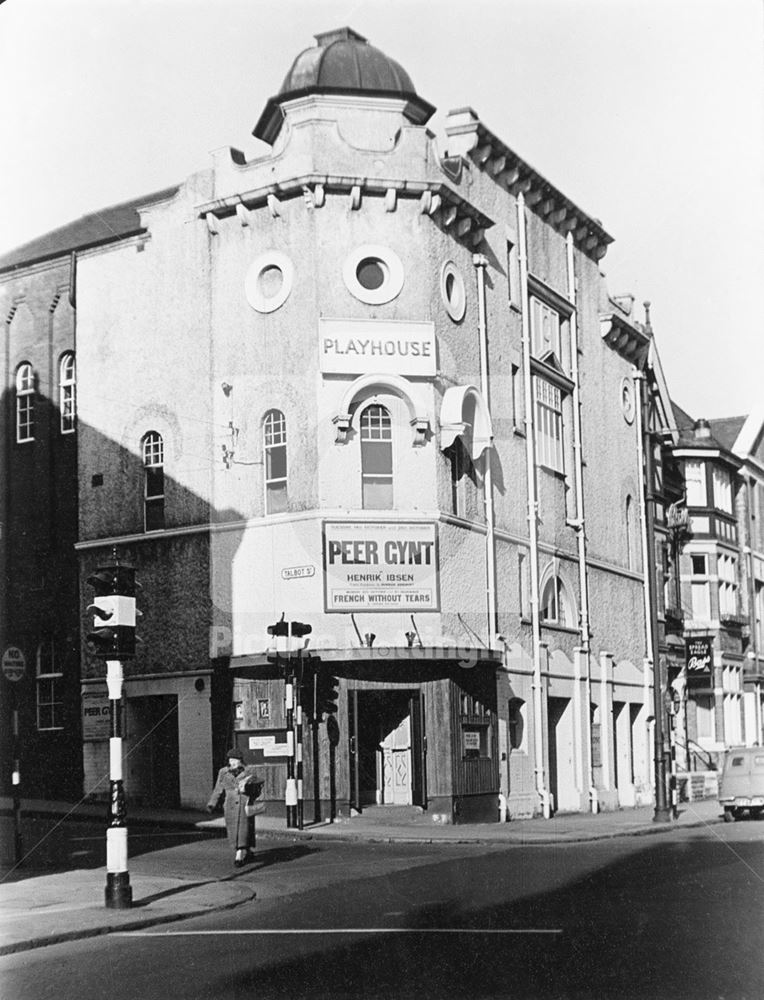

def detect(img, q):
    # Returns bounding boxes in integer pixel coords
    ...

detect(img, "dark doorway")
[127,694,180,807]
[349,689,426,811]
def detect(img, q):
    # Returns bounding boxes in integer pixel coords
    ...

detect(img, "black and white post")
[105,658,132,908]
[86,554,138,908]
[296,681,304,830]
[284,670,298,829]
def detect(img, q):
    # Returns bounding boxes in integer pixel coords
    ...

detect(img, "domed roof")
[253,27,434,144]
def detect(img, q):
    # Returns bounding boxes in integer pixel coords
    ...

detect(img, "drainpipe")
[634,371,654,684]
[635,367,671,822]
[473,254,497,642]
[565,234,597,813]
[744,476,762,744]
[517,193,551,818]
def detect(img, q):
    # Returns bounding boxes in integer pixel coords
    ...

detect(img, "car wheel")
[723,808,736,823]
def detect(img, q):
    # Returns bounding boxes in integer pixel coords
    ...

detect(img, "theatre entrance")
[348,688,426,811]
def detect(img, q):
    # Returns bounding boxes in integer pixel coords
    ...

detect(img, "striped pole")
[105,660,131,908]
[284,672,298,829]
[296,696,304,830]
[11,690,22,863]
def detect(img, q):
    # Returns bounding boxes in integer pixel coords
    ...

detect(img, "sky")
[1,0,762,420]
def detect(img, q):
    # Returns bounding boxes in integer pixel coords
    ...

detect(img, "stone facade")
[1,27,692,824]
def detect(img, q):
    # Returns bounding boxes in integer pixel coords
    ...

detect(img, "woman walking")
[207,747,263,867]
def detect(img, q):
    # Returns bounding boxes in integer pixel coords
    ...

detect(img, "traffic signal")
[291,621,312,640]
[86,562,139,659]
[267,615,289,638]
[314,670,339,720]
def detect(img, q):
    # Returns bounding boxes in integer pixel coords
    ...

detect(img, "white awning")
[439,385,493,460]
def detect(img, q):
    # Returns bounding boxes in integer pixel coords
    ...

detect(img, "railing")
[719,613,748,629]
[675,738,718,772]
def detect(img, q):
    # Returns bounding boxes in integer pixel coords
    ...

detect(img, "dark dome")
[254,27,434,144]
[282,27,415,95]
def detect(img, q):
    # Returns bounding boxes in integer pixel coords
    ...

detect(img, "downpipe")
[517,192,551,819]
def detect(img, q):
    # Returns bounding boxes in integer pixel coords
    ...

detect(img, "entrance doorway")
[547,696,576,813]
[127,694,180,808]
[349,689,426,811]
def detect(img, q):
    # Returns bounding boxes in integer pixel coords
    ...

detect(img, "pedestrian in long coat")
[207,748,263,866]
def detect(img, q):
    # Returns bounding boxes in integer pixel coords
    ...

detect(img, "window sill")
[537,464,566,481]
[540,621,579,635]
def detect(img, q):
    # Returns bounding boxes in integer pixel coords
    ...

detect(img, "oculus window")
[245,251,294,313]
[343,245,404,305]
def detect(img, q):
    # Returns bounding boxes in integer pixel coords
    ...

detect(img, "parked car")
[719,747,764,822]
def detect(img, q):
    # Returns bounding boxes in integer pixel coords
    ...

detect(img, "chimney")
[693,419,712,440]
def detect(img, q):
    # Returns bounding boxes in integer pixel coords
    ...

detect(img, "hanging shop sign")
[685,637,713,683]
[323,520,439,613]
[319,319,436,377]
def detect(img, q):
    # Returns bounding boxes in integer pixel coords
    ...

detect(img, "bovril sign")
[323,521,439,612]
[685,637,713,682]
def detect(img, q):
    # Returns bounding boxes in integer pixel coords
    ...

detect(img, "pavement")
[0,796,724,957]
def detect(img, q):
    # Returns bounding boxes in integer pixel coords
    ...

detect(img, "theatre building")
[1,27,679,823]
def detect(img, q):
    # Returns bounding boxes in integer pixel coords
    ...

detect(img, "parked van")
[719,747,764,822]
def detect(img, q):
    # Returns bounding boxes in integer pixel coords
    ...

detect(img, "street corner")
[0,872,256,956]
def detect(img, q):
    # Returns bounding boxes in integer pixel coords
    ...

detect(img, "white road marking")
[116,927,562,937]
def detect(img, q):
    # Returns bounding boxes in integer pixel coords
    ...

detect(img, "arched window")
[16,363,35,443]
[59,352,76,434]
[37,639,63,730]
[142,431,165,531]
[263,409,288,514]
[539,571,574,627]
[360,404,393,509]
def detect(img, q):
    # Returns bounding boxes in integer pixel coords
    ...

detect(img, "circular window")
[440,260,466,322]
[343,245,403,305]
[245,251,294,313]
[356,257,387,291]
[620,377,636,424]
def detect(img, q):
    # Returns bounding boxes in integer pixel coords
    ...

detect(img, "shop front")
[230,646,502,825]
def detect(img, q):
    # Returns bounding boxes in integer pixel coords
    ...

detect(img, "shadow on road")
[219,833,764,1000]
[5,815,224,879]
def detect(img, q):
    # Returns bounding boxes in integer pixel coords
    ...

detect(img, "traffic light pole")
[105,659,132,908]
[295,664,304,831]
[11,685,22,864]
[284,665,298,829]
[268,618,311,831]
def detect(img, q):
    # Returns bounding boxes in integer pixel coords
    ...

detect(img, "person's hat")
[226,747,244,761]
